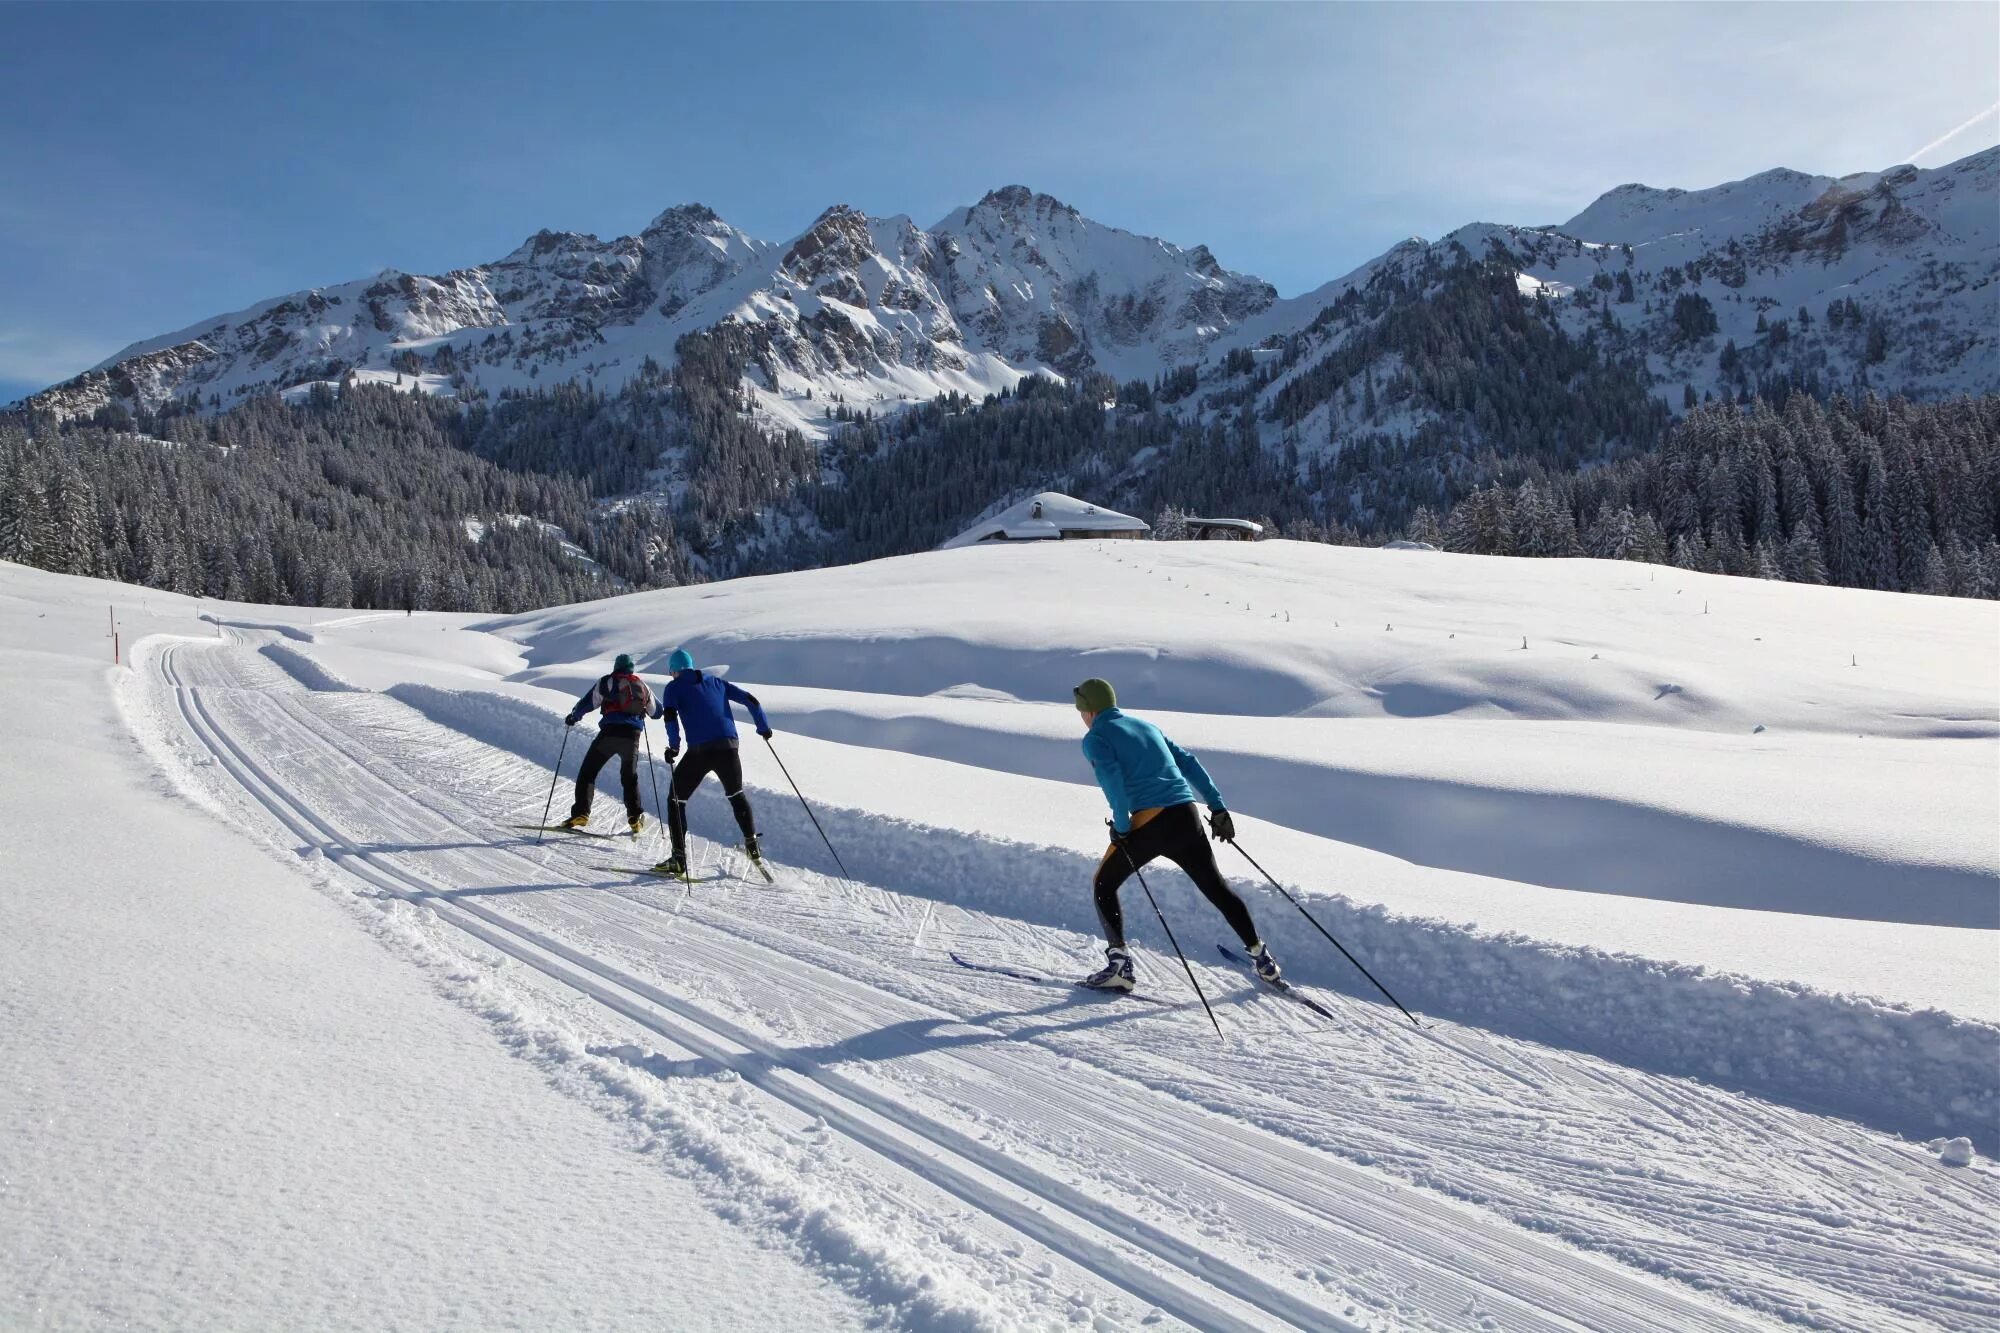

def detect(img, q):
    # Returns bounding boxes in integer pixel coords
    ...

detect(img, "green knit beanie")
[1073,678,1117,713]
[613,653,635,673]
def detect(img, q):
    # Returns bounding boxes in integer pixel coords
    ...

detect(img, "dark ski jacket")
[566,672,654,730]
[658,669,770,750]
[1081,707,1224,835]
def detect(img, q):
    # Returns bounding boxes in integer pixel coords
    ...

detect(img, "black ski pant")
[570,726,643,820]
[1095,802,1259,951]
[667,741,757,855]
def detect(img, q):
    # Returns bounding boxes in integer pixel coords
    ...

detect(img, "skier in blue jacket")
[651,648,772,879]
[1072,677,1279,992]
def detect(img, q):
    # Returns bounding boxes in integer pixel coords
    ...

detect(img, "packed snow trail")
[138,632,2000,1331]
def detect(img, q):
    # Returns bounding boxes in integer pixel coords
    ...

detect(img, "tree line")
[6,279,1994,608]
[1402,394,2000,598]
[0,387,645,611]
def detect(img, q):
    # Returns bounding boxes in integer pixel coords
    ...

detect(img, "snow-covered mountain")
[18,186,1279,436]
[23,203,775,423]
[1221,147,2000,456]
[18,149,1998,445]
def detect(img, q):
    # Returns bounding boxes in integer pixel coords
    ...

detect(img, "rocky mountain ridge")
[18,148,1997,452]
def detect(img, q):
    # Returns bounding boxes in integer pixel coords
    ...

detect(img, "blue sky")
[3,1,1995,405]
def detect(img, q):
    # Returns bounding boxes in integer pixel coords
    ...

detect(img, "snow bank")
[260,641,359,693]
[756,687,1998,929]
[388,679,2000,1152]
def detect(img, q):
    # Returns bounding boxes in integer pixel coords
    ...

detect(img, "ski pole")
[763,735,857,885]
[1227,838,1424,1029]
[537,726,572,845]
[641,725,669,841]
[1119,843,1223,1039]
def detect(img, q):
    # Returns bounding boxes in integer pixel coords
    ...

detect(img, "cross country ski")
[948,952,1174,1006]
[1217,944,1339,1021]
[507,822,621,840]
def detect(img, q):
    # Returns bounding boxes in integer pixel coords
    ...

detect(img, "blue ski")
[1217,945,1339,1021]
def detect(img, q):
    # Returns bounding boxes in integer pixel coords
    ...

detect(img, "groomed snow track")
[136,633,2000,1332]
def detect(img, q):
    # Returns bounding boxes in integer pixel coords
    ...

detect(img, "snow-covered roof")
[941,491,1149,549]
[1188,517,1264,535]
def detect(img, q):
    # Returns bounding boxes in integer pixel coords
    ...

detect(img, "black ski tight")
[1094,802,1259,951]
[668,742,757,853]
[570,727,642,819]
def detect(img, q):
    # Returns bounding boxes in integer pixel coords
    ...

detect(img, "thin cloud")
[1908,101,2000,164]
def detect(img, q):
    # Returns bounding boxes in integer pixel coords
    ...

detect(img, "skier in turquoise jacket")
[1072,676,1279,992]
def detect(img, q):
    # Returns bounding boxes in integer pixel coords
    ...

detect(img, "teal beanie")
[1072,678,1116,713]
[613,653,635,673]
[668,648,696,672]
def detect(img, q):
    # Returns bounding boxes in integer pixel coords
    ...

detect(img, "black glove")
[1105,819,1129,845]
[757,727,773,739]
[666,746,680,762]
[1208,809,1236,842]
[564,713,578,728]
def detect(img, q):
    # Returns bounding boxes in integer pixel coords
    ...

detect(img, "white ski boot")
[1081,946,1136,992]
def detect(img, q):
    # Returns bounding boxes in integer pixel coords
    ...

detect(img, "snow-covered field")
[4,541,1996,1330]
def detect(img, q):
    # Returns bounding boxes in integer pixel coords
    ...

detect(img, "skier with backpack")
[1071,677,1281,992]
[652,648,772,880]
[560,653,655,835]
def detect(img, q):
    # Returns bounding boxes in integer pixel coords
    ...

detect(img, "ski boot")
[740,833,776,883]
[1248,940,1282,984]
[652,852,689,881]
[558,813,590,831]
[629,813,646,836]
[1081,946,1136,993]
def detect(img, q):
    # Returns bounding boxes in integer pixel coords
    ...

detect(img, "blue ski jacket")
[658,670,771,750]
[1081,707,1225,835]
[565,673,654,730]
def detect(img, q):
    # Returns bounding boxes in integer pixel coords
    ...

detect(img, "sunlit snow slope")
[6,541,1998,1331]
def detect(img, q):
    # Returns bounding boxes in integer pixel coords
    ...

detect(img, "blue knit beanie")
[668,648,696,672]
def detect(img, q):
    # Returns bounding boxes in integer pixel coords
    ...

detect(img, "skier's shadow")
[340,838,556,857]
[612,997,1174,1083]
[428,880,637,901]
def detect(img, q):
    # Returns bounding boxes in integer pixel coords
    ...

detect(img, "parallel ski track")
[155,635,1972,1332]
[159,641,1353,1332]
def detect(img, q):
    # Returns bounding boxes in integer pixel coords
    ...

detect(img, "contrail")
[1908,101,2000,163]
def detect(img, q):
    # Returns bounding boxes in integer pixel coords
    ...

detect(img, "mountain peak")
[504,228,602,263]
[781,204,879,280]
[972,185,1080,221]
[646,203,725,234]
[1563,165,1834,245]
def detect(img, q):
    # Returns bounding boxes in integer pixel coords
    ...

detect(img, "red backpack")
[604,672,649,716]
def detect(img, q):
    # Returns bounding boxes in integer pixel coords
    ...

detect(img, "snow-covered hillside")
[6,539,1994,1329]
[20,149,1995,449]
[1233,147,2000,456]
